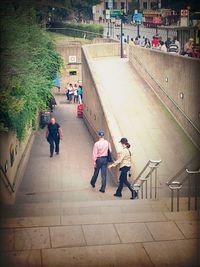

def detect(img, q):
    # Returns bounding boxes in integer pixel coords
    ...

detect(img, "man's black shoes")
[114,193,122,197]
[99,189,105,193]
[90,182,95,188]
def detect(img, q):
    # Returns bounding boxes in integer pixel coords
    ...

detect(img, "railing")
[133,159,162,199]
[167,167,200,212]
[0,164,15,193]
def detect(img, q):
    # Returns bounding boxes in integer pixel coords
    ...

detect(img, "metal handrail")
[133,159,162,199]
[0,164,15,193]
[167,168,200,212]
[166,156,196,185]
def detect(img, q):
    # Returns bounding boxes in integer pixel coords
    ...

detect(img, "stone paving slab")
[175,221,200,239]
[143,239,199,267]
[115,222,153,243]
[50,225,86,248]
[61,212,167,225]
[0,216,61,229]
[0,229,14,251]
[0,250,41,267]
[146,221,185,241]
[14,227,50,250]
[82,224,120,245]
[42,243,153,267]
[164,211,199,221]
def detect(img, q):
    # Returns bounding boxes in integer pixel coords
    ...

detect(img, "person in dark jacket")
[46,117,63,157]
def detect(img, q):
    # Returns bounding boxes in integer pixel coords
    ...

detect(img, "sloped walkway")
[16,94,117,204]
[91,57,199,196]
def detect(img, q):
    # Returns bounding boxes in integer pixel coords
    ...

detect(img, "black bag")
[107,148,113,163]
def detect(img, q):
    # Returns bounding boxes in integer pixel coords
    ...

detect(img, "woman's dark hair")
[126,142,131,148]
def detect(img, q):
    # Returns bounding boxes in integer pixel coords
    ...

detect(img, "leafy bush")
[0,5,62,140]
[49,22,104,40]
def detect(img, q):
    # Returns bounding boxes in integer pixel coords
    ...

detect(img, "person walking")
[108,137,137,199]
[46,117,63,157]
[90,131,112,193]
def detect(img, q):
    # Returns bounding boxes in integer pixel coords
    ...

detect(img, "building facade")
[93,0,160,22]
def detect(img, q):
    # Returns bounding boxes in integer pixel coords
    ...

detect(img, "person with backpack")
[108,137,137,199]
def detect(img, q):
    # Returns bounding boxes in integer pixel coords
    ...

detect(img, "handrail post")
[150,171,152,199]
[145,180,148,199]
[186,168,200,212]
[177,189,180,212]
[171,189,174,212]
[169,182,182,212]
[141,184,143,199]
[188,175,191,211]
[155,167,157,199]
[133,159,161,200]
[195,177,198,210]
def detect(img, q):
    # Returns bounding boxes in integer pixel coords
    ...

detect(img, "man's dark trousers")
[47,136,60,156]
[90,157,108,192]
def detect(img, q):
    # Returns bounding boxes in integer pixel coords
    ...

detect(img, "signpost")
[133,12,142,37]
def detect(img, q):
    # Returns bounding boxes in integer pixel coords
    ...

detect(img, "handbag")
[107,148,113,163]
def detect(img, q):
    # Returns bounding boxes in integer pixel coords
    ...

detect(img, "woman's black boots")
[130,190,138,199]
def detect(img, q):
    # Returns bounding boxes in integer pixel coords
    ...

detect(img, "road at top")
[103,23,177,41]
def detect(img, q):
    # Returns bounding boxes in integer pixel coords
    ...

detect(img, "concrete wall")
[129,45,200,149]
[0,130,34,204]
[56,43,82,90]
[82,43,123,182]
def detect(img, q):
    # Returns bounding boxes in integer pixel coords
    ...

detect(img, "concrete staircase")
[0,198,199,267]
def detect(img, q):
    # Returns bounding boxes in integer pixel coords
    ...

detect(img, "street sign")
[110,10,123,18]
[106,9,110,19]
[133,13,142,22]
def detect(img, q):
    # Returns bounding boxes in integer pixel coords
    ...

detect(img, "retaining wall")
[0,130,34,204]
[129,45,200,149]
[82,43,123,182]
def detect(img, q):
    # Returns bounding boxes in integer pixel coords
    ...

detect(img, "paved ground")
[16,95,120,204]
[0,57,199,267]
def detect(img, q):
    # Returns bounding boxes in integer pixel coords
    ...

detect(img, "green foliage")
[49,22,104,40]
[0,4,62,140]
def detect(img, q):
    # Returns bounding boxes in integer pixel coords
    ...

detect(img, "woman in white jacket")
[108,137,137,199]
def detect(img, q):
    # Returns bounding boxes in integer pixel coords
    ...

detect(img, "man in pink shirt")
[90,131,112,193]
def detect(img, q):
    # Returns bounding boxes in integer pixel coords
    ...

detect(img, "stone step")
[0,208,198,229]
[1,197,197,219]
[1,198,169,218]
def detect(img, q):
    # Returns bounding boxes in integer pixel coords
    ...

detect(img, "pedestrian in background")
[77,85,83,100]
[46,117,63,158]
[90,131,112,193]
[108,137,137,199]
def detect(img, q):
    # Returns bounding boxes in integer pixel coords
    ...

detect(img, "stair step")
[0,209,198,229]
[0,199,171,218]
